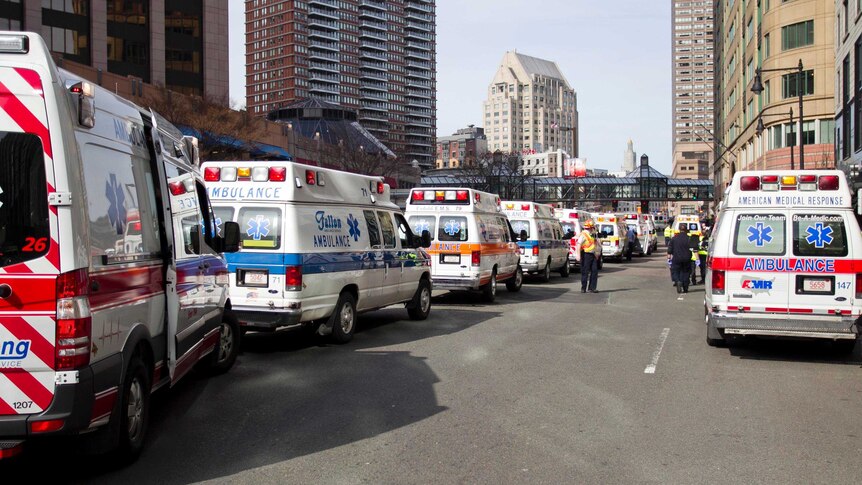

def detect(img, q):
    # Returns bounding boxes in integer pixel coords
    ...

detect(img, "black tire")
[559,258,570,278]
[506,265,523,292]
[540,259,551,282]
[481,269,497,302]
[833,339,857,355]
[330,292,357,343]
[203,310,240,375]
[407,278,432,320]
[116,355,150,462]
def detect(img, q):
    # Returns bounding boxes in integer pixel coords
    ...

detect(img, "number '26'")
[22,237,48,252]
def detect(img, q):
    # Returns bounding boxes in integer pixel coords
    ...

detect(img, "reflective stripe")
[580,231,595,252]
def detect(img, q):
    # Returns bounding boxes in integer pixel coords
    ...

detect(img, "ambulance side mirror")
[564,230,574,240]
[189,226,201,255]
[221,222,241,253]
[417,230,432,248]
[519,230,528,242]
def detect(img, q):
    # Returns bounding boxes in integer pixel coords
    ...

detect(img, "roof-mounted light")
[220,166,238,182]
[269,167,287,182]
[316,172,325,186]
[237,167,251,180]
[0,34,29,54]
[377,181,385,194]
[204,167,220,182]
[305,170,316,185]
[819,175,839,190]
[761,175,779,191]
[411,190,425,201]
[252,166,269,182]
[739,176,760,191]
[798,174,817,191]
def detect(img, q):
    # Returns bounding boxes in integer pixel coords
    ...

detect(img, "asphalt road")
[5,248,862,484]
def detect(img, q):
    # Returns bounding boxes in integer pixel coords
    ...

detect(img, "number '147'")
[837,281,852,290]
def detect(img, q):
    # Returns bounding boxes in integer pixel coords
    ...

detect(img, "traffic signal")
[611,199,619,211]
[640,200,649,213]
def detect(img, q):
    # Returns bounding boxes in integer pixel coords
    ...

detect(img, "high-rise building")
[1,0,228,98]
[623,139,636,172]
[245,0,437,168]
[435,125,487,169]
[714,0,835,198]
[483,51,578,156]
[835,0,862,182]
[671,0,714,195]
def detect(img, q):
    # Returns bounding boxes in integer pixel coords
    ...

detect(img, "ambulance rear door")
[725,212,790,315]
[787,212,854,317]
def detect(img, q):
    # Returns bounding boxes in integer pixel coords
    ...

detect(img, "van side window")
[377,211,396,249]
[498,218,510,242]
[363,210,382,248]
[408,215,436,240]
[438,216,468,242]
[393,213,412,248]
[81,144,161,264]
[0,132,50,268]
[792,214,848,257]
[733,214,786,255]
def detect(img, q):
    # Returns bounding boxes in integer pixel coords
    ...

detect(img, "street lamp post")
[751,59,805,168]
[314,131,321,165]
[755,106,794,169]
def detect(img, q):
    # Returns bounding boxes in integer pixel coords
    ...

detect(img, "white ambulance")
[621,213,651,256]
[502,201,570,281]
[556,208,601,270]
[203,161,433,343]
[0,32,241,461]
[705,170,862,352]
[674,214,702,236]
[404,188,522,302]
[593,213,627,262]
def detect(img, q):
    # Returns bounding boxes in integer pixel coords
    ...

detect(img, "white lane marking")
[644,327,670,374]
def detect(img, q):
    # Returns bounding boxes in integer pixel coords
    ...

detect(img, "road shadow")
[726,337,862,365]
[433,285,568,306]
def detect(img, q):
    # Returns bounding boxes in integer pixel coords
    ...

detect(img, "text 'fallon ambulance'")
[405,188,522,302]
[203,161,433,343]
[501,201,570,281]
[0,32,242,461]
[705,170,862,352]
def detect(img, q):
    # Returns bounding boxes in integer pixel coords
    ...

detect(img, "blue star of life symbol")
[105,173,127,235]
[805,222,834,248]
[413,219,431,234]
[246,215,270,240]
[347,214,361,241]
[443,219,462,237]
[746,222,773,247]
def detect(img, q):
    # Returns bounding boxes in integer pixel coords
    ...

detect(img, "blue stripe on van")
[517,240,568,250]
[224,251,428,275]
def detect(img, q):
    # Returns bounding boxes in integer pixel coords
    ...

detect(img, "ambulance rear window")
[0,133,50,268]
[598,225,615,237]
[734,214,785,255]
[792,214,847,257]
[438,216,468,242]
[238,207,281,249]
[560,222,576,235]
[408,215,436,240]
[510,220,530,238]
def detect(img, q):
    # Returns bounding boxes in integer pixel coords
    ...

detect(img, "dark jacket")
[667,233,692,263]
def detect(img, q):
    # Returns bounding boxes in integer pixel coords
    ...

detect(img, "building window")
[781,20,814,51]
[0,0,23,30]
[781,70,814,98]
[764,33,770,58]
[165,2,204,95]
[41,0,91,65]
[107,1,150,82]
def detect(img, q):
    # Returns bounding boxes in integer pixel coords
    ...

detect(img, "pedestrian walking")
[689,230,700,286]
[625,225,636,261]
[696,230,709,284]
[667,226,693,297]
[663,224,672,246]
[578,220,599,293]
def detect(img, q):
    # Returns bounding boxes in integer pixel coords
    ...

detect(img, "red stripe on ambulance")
[0,79,53,159]
[1,316,55,367]
[3,370,52,410]
[13,68,45,97]
[0,397,15,415]
[711,257,862,274]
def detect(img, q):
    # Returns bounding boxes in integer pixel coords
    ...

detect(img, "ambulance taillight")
[204,167,220,182]
[532,245,539,256]
[377,181,385,194]
[819,175,839,190]
[286,266,302,291]
[55,268,91,370]
[305,170,316,185]
[471,251,481,267]
[712,270,725,296]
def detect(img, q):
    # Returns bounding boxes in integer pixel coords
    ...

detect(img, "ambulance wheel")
[408,278,432,320]
[116,355,150,461]
[833,339,857,355]
[330,292,357,343]
[481,269,498,302]
[559,258,571,278]
[540,259,552,282]
[706,309,726,347]
[204,310,240,375]
[506,265,523,292]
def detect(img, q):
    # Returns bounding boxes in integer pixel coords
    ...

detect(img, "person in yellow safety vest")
[695,231,709,284]
[578,220,599,293]
[663,225,673,246]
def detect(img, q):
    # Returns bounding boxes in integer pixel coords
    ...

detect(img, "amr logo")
[742,277,774,294]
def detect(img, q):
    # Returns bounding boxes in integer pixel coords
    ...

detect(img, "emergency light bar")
[0,34,28,54]
[739,174,839,192]
[410,189,470,205]
[204,166,289,183]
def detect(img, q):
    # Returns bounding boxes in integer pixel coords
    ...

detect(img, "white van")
[203,161,433,343]
[705,170,862,352]
[674,214,702,236]
[556,208,601,270]
[0,32,241,461]
[404,188,522,302]
[502,201,570,281]
[593,213,627,262]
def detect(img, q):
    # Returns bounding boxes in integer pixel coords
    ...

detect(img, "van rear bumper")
[432,276,482,291]
[709,313,860,339]
[233,305,302,329]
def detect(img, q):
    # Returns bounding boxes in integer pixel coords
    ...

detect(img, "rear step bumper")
[710,313,860,339]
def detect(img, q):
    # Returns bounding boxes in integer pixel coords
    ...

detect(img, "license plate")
[802,277,831,293]
[603,241,611,246]
[441,254,460,264]
[242,270,268,286]
[519,247,525,254]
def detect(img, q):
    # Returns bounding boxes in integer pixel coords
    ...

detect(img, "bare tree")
[454,150,530,199]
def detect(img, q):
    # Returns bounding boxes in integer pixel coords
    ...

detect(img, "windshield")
[0,132,50,268]
[599,224,615,237]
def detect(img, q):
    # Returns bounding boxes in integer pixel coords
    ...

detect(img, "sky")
[228,0,673,174]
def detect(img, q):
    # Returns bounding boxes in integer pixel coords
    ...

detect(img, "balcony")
[362,81,388,92]
[309,82,339,95]
[308,6,339,20]
[308,28,339,42]
[359,0,387,11]
[360,50,387,62]
[405,50,431,61]
[360,90,387,101]
[309,61,339,73]
[308,16,339,30]
[405,21,431,33]
[406,60,432,70]
[406,78,432,88]
[309,50,339,62]
[406,41,431,51]
[361,39,387,51]
[309,0,339,7]
[359,112,389,123]
[405,1,434,13]
[405,30,433,41]
[362,102,388,112]
[309,39,339,52]
[406,98,431,108]
[359,71,387,82]
[310,72,340,84]
[405,10,433,22]
[361,61,388,72]
[361,19,387,32]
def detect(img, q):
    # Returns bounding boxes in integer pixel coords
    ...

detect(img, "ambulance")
[705,170,862,352]
[621,213,652,256]
[593,213,627,262]
[556,208,601,270]
[502,201,570,281]
[404,188,522,302]
[674,214,702,236]
[203,161,433,343]
[0,32,242,460]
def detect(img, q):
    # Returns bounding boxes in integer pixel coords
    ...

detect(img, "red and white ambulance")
[0,32,241,460]
[705,170,862,351]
